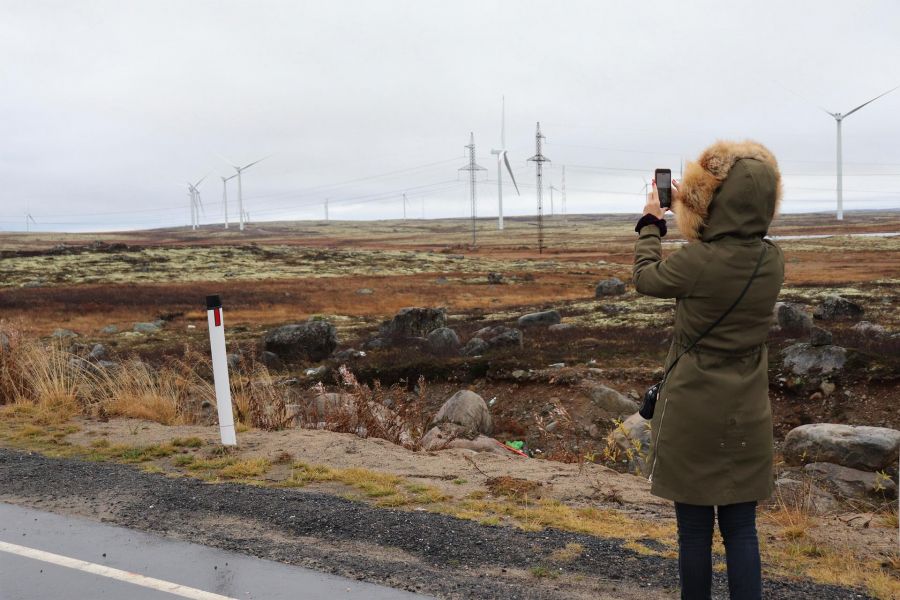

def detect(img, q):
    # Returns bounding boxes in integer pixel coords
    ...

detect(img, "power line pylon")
[458,132,486,247]
[527,122,550,254]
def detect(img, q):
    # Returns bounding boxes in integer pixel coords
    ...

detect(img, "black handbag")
[639,245,767,420]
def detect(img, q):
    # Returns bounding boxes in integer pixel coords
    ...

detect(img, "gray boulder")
[0,332,10,353]
[88,344,107,361]
[259,350,285,370]
[133,322,161,334]
[851,321,888,338]
[51,328,78,339]
[772,477,840,515]
[548,323,576,332]
[380,307,446,340]
[595,278,626,297]
[420,422,506,454]
[782,343,846,375]
[803,462,897,500]
[333,348,366,361]
[783,423,900,471]
[814,295,863,321]
[227,353,242,370]
[776,302,812,335]
[461,337,489,357]
[517,310,562,328]
[355,288,374,295]
[809,326,832,347]
[100,325,118,335]
[608,412,652,474]
[431,390,492,435]
[264,320,338,361]
[426,327,461,354]
[584,383,639,417]
[469,326,524,352]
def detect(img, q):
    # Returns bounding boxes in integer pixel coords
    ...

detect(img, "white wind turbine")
[188,175,207,231]
[220,174,237,229]
[819,85,899,220]
[25,213,36,232]
[489,96,520,230]
[222,155,268,231]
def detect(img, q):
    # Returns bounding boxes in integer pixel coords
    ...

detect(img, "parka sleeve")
[632,224,702,299]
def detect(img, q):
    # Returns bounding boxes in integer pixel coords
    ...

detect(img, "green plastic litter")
[505,440,525,450]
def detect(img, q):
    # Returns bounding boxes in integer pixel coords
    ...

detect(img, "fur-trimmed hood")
[674,140,782,242]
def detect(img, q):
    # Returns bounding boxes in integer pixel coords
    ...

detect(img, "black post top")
[206,294,222,310]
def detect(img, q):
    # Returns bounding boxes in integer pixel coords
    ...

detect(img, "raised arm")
[633,222,702,298]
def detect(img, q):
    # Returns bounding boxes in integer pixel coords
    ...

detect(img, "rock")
[362,338,386,350]
[803,462,897,500]
[97,360,117,370]
[435,277,449,285]
[259,351,285,370]
[88,344,107,361]
[100,325,118,335]
[133,322,161,334]
[548,323,576,332]
[461,337,489,356]
[548,362,565,369]
[468,326,523,352]
[819,381,836,397]
[598,304,629,315]
[263,320,338,361]
[426,327,461,354]
[333,348,366,361]
[772,477,840,515]
[814,295,864,321]
[227,353,242,370]
[51,328,78,339]
[420,423,506,455]
[776,302,813,334]
[584,383,639,417]
[304,365,328,378]
[355,288,374,295]
[487,272,504,284]
[0,332,10,353]
[809,327,832,346]
[595,277,626,297]
[380,307,447,340]
[431,390,492,435]
[517,310,562,328]
[609,413,652,474]
[782,343,846,375]
[851,321,888,338]
[783,423,900,471]
[21,278,48,288]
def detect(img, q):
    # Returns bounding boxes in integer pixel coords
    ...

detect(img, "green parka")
[633,140,785,506]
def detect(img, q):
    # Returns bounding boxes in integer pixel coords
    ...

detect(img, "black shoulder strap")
[663,243,767,379]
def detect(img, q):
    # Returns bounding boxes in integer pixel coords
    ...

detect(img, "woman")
[632,140,785,599]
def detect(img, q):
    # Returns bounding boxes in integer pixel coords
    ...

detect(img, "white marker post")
[206,294,237,446]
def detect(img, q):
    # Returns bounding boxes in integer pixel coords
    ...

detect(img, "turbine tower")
[223,156,268,231]
[489,96,520,230]
[459,132,486,246]
[324,198,329,221]
[820,85,899,220]
[527,122,550,254]
[25,213,35,233]
[220,174,237,229]
[188,175,207,231]
[561,165,567,224]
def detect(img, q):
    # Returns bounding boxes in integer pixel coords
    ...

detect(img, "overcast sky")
[2,0,899,232]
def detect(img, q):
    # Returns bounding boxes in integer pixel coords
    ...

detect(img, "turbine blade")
[502,151,520,196]
[842,84,900,118]
[241,155,270,170]
[217,153,238,168]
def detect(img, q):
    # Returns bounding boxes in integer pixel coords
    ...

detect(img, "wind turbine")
[25,213,35,233]
[820,85,899,220]
[489,96,520,230]
[549,184,559,216]
[222,155,268,231]
[220,174,237,229]
[188,175,207,231]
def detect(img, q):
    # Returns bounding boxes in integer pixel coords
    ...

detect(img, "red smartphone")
[655,168,672,209]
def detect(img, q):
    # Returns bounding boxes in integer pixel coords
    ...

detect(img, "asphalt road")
[0,502,431,600]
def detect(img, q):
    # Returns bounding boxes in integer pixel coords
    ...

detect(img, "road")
[0,503,430,600]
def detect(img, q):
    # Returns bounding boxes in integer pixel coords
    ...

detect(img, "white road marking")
[0,540,239,600]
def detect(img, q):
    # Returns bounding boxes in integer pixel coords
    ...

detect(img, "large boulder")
[782,343,846,375]
[420,422,507,454]
[803,462,897,500]
[461,337,489,357]
[851,321,888,338]
[584,382,639,417]
[264,320,338,361]
[595,278,626,297]
[517,310,561,328]
[808,327,832,347]
[464,326,523,355]
[431,390,492,435]
[814,295,863,321]
[608,412,652,474]
[51,328,78,339]
[426,327,461,355]
[772,477,840,515]
[380,307,446,340]
[133,322,162,334]
[776,302,812,335]
[783,423,900,472]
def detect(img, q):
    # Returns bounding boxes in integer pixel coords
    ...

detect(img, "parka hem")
[650,480,774,507]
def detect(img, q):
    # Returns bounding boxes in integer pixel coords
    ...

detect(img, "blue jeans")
[674,501,761,600]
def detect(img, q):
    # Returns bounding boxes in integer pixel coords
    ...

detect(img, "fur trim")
[674,140,782,241]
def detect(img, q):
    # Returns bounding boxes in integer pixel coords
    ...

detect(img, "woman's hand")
[642,179,679,219]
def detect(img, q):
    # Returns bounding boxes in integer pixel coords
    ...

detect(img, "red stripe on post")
[214,308,221,327]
